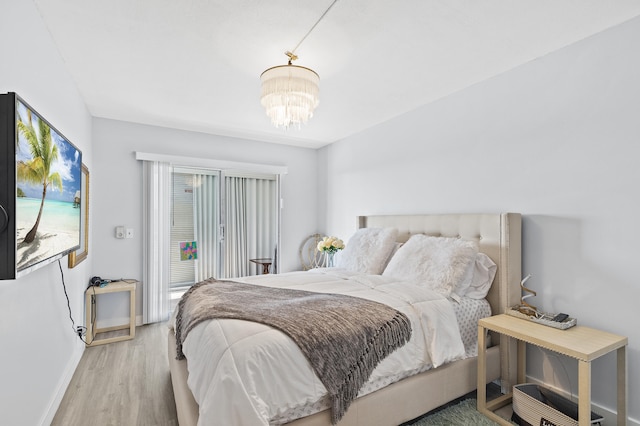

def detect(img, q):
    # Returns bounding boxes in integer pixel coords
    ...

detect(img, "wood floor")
[53,323,503,426]
[52,322,178,426]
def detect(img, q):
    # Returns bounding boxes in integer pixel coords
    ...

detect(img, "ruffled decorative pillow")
[336,228,398,274]
[382,234,478,297]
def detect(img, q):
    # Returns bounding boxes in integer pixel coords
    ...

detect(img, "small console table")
[477,314,627,426]
[85,280,136,346]
[250,258,272,274]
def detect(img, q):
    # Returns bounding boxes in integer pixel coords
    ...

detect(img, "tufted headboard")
[357,212,522,389]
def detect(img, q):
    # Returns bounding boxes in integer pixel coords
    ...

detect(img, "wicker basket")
[506,307,577,330]
[512,384,603,426]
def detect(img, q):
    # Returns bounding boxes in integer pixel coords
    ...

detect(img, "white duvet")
[179,269,466,426]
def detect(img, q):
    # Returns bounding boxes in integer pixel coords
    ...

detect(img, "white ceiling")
[34,0,640,149]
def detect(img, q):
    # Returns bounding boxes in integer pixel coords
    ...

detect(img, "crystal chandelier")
[260,52,319,129]
[260,0,338,129]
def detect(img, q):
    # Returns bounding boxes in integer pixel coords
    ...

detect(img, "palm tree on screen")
[17,109,63,244]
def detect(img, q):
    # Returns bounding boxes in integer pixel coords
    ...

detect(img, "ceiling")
[33,0,640,149]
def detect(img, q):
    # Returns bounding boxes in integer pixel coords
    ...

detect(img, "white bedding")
[451,297,492,358]
[179,269,466,426]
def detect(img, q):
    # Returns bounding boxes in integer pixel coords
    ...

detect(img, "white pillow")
[382,234,478,297]
[336,228,398,274]
[455,253,497,299]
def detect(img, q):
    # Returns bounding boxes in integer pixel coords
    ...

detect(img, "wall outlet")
[125,228,134,239]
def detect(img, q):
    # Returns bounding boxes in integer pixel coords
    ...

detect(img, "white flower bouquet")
[317,236,344,267]
[317,236,345,254]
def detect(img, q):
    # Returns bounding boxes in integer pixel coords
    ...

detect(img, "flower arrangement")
[317,236,345,254]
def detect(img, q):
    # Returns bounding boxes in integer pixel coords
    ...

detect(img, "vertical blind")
[169,170,277,284]
[142,161,171,324]
[223,176,277,278]
[169,169,221,286]
[139,154,284,325]
[194,173,219,282]
[170,172,196,286]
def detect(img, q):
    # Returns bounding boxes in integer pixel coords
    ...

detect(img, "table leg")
[617,345,627,426]
[129,287,136,338]
[517,340,526,384]
[477,325,487,412]
[85,291,92,345]
[578,360,591,426]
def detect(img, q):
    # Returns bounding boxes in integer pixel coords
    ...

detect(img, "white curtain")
[194,173,219,281]
[142,161,171,324]
[224,176,276,278]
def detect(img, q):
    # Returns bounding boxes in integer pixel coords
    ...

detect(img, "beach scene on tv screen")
[15,100,81,272]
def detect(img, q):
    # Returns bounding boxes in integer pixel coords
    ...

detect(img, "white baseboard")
[39,339,84,426]
[526,377,638,426]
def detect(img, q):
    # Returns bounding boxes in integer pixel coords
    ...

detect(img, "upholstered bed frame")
[168,213,522,426]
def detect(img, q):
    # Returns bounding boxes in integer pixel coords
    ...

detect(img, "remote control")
[552,313,569,322]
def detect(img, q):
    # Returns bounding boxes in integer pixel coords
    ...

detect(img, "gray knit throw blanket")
[175,278,412,424]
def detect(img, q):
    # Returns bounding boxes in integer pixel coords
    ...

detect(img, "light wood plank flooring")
[53,322,503,426]
[52,323,178,426]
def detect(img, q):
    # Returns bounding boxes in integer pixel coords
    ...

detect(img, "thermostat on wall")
[115,226,125,239]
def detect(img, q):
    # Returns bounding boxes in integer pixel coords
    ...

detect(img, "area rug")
[410,399,501,426]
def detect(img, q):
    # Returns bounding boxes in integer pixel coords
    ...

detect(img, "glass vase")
[324,252,335,268]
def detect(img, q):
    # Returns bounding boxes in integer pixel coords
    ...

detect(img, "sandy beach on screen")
[16,220,79,270]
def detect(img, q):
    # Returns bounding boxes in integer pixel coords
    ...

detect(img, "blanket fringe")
[331,312,412,424]
[174,280,212,360]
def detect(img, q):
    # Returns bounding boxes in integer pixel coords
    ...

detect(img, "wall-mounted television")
[0,92,83,280]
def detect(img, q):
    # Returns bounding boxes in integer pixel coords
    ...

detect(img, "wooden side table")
[250,258,272,274]
[477,314,627,426]
[85,280,137,346]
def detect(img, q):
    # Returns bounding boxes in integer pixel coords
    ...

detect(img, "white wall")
[0,1,93,425]
[3,1,638,423]
[90,118,318,324]
[319,16,640,423]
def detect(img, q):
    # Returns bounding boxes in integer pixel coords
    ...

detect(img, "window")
[138,152,286,324]
[169,167,278,290]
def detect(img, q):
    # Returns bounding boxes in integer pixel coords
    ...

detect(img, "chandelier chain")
[290,0,339,55]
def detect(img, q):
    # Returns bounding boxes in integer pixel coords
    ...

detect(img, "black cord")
[58,259,90,345]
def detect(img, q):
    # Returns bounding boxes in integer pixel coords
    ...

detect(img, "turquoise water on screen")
[16,197,80,232]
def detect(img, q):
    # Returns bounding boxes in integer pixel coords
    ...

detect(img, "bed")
[168,213,522,426]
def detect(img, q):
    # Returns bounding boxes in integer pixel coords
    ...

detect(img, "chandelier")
[260,52,319,129]
[260,0,338,129]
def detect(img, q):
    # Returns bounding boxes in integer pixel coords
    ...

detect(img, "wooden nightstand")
[477,314,627,426]
[85,280,137,346]
[250,258,272,274]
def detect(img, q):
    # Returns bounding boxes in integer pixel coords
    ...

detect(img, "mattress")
[174,269,494,426]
